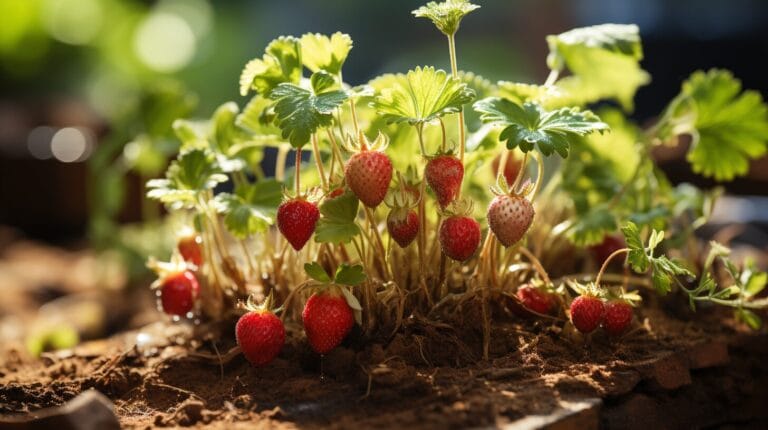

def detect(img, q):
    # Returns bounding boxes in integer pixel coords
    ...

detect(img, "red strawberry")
[177,234,203,267]
[302,291,354,354]
[344,151,393,207]
[160,270,199,316]
[491,151,523,185]
[426,155,464,208]
[517,284,555,315]
[487,195,534,247]
[589,234,626,266]
[439,216,481,261]
[277,198,320,251]
[603,300,633,336]
[569,295,605,334]
[236,309,285,367]
[387,209,419,248]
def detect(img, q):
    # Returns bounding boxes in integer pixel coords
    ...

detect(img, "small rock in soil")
[0,389,119,430]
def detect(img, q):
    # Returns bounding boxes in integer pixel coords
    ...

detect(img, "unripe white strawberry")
[487,194,534,247]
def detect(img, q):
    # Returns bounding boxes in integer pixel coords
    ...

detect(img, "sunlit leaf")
[547,24,649,111]
[412,0,480,36]
[269,75,348,147]
[300,32,353,75]
[373,66,475,125]
[663,69,768,181]
[147,149,228,209]
[239,36,301,96]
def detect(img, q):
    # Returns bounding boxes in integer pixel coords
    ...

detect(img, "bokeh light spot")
[134,12,196,73]
[27,126,56,160]
[51,127,93,163]
[42,0,103,45]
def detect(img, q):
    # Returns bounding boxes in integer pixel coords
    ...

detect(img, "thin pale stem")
[595,248,630,288]
[275,144,289,182]
[529,151,545,200]
[311,134,328,190]
[438,117,447,152]
[512,153,528,190]
[239,239,257,280]
[294,147,302,195]
[517,247,552,285]
[349,99,361,144]
[447,34,466,198]
[416,124,427,156]
[544,69,560,87]
[364,206,390,281]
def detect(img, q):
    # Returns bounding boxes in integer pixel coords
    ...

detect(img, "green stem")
[294,147,302,195]
[438,117,447,153]
[529,151,545,200]
[447,33,466,197]
[311,134,328,190]
[416,124,427,156]
[544,69,559,86]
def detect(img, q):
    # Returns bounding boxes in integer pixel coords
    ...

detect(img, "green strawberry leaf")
[304,262,332,283]
[334,263,366,286]
[412,0,480,36]
[239,36,301,97]
[310,70,339,93]
[621,221,649,273]
[147,149,228,209]
[473,97,608,157]
[314,190,361,244]
[745,270,767,297]
[214,179,282,239]
[736,308,762,330]
[300,32,353,75]
[662,69,768,181]
[269,75,349,148]
[373,66,475,126]
[569,206,617,246]
[546,24,648,111]
[651,267,673,295]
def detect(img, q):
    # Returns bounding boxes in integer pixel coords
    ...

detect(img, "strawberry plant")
[143,0,768,363]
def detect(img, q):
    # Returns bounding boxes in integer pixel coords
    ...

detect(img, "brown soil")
[2,304,767,429]
[2,237,768,429]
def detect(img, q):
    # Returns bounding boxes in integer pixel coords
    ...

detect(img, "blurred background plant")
[1,0,767,282]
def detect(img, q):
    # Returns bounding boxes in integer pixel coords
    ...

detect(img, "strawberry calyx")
[605,287,643,307]
[242,290,282,315]
[439,197,474,218]
[566,280,606,300]
[303,262,365,324]
[147,254,192,289]
[490,170,534,199]
[282,186,323,203]
[384,171,421,216]
[344,130,389,153]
